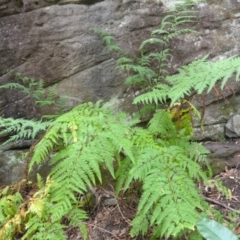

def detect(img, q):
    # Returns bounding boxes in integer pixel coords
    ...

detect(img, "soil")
[66,140,240,240]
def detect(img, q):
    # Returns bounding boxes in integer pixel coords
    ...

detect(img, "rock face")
[0,0,164,119]
[1,0,240,184]
[0,0,240,134]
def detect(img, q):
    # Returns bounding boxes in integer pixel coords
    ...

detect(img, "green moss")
[220,102,238,117]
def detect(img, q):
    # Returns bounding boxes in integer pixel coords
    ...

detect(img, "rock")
[0,139,36,152]
[0,150,26,185]
[193,93,240,140]
[0,149,52,186]
[225,114,240,138]
[103,197,117,206]
[0,0,163,119]
[204,141,240,175]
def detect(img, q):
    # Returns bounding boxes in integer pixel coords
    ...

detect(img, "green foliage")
[28,103,210,239]
[80,7,240,238]
[2,70,65,115]
[116,109,210,239]
[196,218,238,240]
[0,117,52,145]
[1,1,240,239]
[134,55,240,106]
[115,2,197,91]
[3,71,45,106]
[0,186,24,239]
[0,100,211,239]
[27,103,207,236]
[0,178,88,240]
[92,28,123,53]
[0,71,67,146]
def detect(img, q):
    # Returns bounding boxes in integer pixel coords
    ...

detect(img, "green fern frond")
[29,101,136,226]
[0,117,52,145]
[134,84,171,104]
[23,215,66,240]
[148,109,177,137]
[129,144,207,238]
[135,56,240,106]
[116,57,133,65]
[140,37,168,49]
[93,28,123,54]
[0,82,27,91]
[0,190,25,240]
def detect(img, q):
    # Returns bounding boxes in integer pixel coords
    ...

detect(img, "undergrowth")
[1,1,240,239]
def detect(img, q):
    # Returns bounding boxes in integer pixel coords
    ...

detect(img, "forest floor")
[67,141,240,240]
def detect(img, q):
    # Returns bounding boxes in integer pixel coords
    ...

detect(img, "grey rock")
[225,114,240,138]
[0,149,51,185]
[0,150,26,185]
[192,92,240,140]
[103,198,117,206]
[204,141,240,175]
[0,139,36,152]
[0,0,163,119]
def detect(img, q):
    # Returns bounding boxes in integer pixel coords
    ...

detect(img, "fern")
[134,55,240,106]
[120,2,197,92]
[0,72,67,147]
[116,110,210,238]
[6,70,45,102]
[3,71,65,114]
[92,28,123,54]
[9,102,135,239]
[0,185,25,240]
[1,1,238,239]
[0,117,52,145]
[23,101,210,239]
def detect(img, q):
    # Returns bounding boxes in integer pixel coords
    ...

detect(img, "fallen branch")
[203,196,240,214]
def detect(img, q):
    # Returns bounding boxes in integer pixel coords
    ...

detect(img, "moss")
[220,102,238,117]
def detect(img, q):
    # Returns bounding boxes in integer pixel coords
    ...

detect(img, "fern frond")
[29,101,136,230]
[0,82,27,91]
[23,215,66,240]
[140,37,168,50]
[133,84,171,104]
[148,109,177,137]
[0,117,52,145]
[135,56,240,106]
[130,144,207,238]
[116,57,133,65]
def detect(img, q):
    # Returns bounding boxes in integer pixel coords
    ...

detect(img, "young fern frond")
[4,71,64,112]
[93,28,124,54]
[0,187,25,240]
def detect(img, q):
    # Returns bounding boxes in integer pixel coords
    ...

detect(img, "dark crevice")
[79,0,104,5]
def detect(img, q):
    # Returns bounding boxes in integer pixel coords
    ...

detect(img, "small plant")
[1,70,65,117]
[0,71,67,146]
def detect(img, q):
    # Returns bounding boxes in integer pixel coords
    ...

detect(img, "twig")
[109,185,131,224]
[203,196,240,214]
[88,223,121,240]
